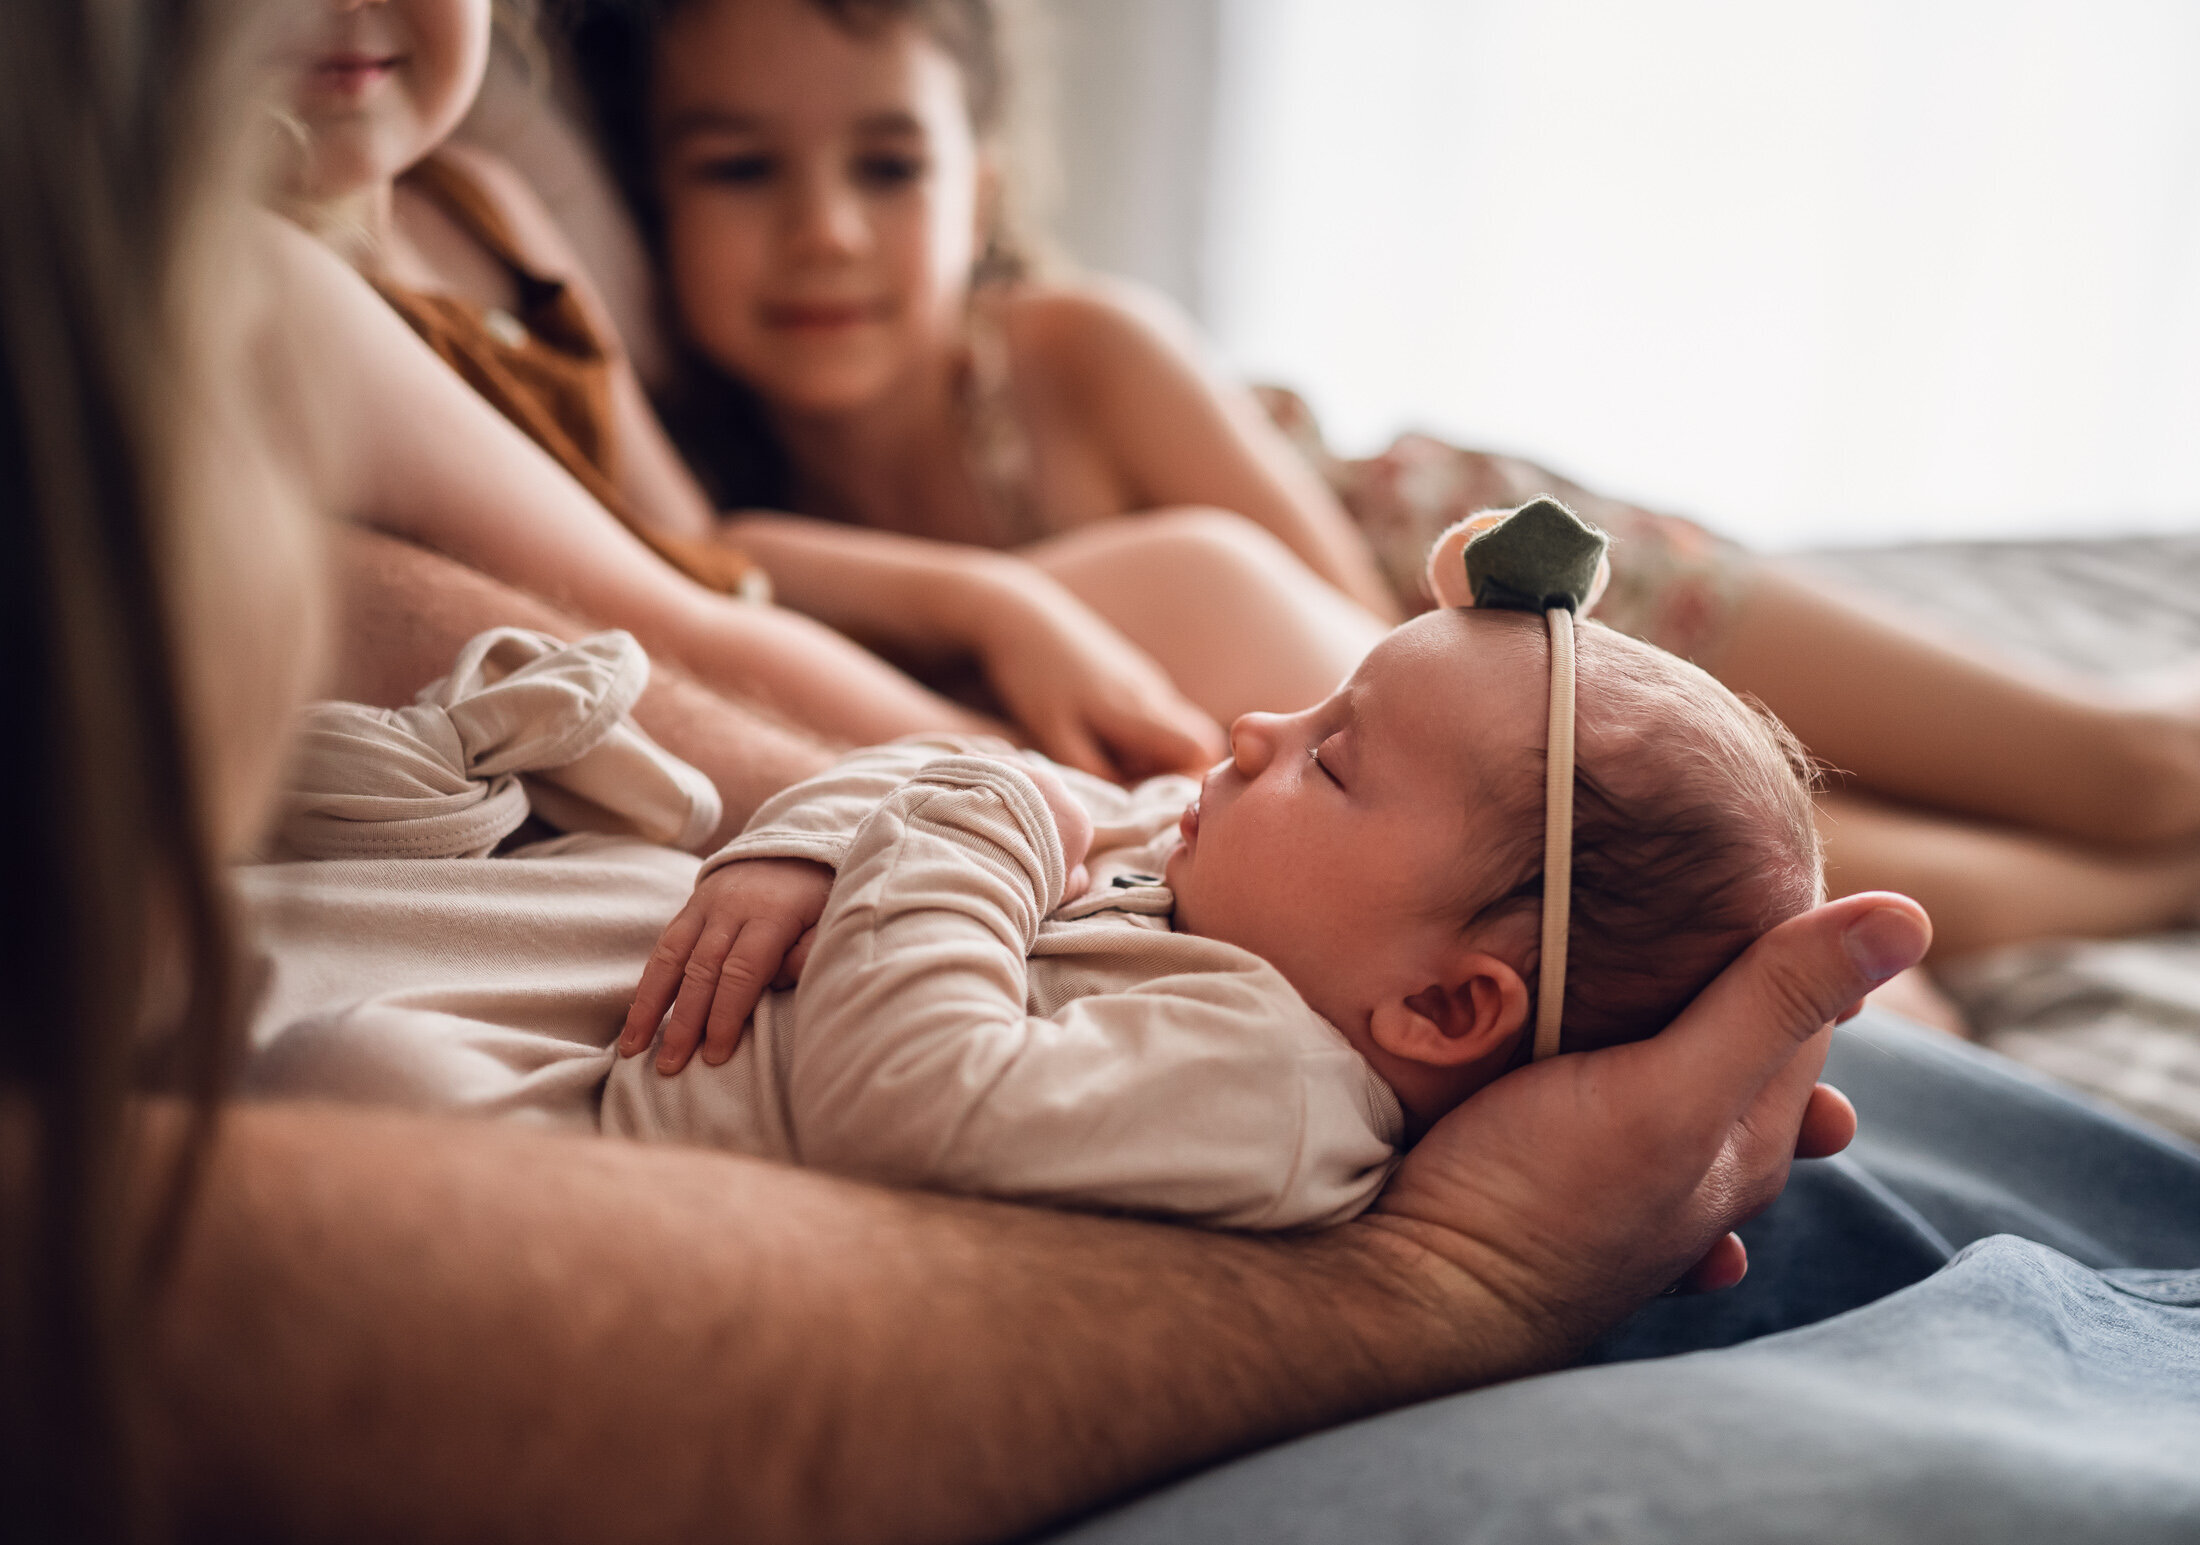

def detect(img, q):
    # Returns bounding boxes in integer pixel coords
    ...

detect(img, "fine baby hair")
[1487,617,1822,1053]
[1435,501,1822,1057]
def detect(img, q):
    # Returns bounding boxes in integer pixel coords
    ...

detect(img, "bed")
[1042,534,2200,1544]
[1800,534,2200,1144]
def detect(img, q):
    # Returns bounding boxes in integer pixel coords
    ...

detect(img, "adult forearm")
[152,1103,1538,1545]
[330,528,836,844]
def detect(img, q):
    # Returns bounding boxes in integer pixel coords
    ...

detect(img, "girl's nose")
[1229,712,1283,776]
[787,170,869,261]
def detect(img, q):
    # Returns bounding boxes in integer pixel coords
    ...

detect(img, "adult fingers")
[1659,892,1930,1132]
[620,905,709,1056]
[1795,1083,1857,1160]
[1674,1233,1750,1294]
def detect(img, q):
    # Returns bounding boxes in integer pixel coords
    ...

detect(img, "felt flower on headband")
[1425,496,1612,617]
[1423,496,1612,1063]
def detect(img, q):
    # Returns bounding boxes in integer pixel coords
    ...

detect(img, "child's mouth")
[761,301,887,332]
[310,53,401,98]
[1178,800,1199,849]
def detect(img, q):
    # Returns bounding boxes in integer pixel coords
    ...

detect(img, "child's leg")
[1710,564,2200,847]
[1818,790,2200,959]
[1027,508,1389,722]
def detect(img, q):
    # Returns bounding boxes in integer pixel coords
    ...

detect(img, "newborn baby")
[605,602,1822,1229]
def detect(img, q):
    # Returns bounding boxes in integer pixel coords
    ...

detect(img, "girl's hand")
[619,858,834,1075]
[967,560,1225,783]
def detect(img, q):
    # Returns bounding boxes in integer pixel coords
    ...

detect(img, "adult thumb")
[1663,891,1932,1117]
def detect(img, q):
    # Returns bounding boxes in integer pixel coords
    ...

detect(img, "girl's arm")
[430,143,721,545]
[258,212,986,750]
[724,512,1224,781]
[1014,281,1404,622]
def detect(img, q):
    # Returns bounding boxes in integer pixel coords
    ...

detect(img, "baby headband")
[1425,497,1611,1063]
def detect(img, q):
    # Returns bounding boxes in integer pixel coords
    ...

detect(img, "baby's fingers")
[697,918,801,1067]
[656,914,749,1074]
[622,905,711,1056]
[776,925,820,988]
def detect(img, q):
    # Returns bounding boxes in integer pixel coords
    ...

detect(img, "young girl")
[568,0,1402,730]
[272,0,1228,781]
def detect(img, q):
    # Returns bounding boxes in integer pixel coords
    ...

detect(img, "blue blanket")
[1055,1014,2200,1543]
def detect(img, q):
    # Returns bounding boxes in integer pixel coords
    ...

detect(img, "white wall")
[1037,0,1220,316]
[1042,0,2200,550]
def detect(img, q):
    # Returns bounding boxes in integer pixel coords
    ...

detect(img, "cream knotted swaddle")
[276,628,721,860]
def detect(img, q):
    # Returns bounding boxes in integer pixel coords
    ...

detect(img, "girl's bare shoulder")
[994,276,1212,403]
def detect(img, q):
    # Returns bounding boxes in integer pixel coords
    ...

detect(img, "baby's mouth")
[1178,799,1199,849]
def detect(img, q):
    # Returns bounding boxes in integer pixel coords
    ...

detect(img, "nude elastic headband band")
[1425,498,1611,1062]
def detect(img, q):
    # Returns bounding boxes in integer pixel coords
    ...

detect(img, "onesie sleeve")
[784,755,1398,1230]
[702,734,1011,876]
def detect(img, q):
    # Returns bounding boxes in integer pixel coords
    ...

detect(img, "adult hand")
[1365,891,1928,1374]
[967,558,1225,783]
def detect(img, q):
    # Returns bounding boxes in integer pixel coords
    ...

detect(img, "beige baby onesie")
[602,740,1403,1230]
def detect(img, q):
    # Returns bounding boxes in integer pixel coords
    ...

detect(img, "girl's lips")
[1178,799,1199,849]
[761,301,887,331]
[307,53,400,100]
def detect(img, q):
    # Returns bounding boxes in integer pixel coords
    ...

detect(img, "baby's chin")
[1161,840,1193,930]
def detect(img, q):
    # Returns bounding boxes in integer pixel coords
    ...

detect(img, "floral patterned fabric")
[1255,385,1754,664]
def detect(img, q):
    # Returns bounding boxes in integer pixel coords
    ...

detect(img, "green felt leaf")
[1463,497,1609,613]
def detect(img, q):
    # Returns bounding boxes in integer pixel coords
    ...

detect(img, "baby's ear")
[1369,952,1530,1068]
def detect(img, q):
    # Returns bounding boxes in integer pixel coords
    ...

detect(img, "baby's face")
[1166,610,1546,1034]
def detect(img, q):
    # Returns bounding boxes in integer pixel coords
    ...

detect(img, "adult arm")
[329,526,838,848]
[146,893,1924,1544]
[1016,282,1403,622]
[257,213,993,751]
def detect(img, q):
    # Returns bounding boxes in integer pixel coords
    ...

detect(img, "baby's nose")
[1229,712,1281,774]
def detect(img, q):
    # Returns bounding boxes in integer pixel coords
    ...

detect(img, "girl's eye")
[854,152,925,189]
[694,153,775,186]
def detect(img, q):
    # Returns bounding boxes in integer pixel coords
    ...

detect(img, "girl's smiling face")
[287,0,493,201]
[1166,610,1547,1035]
[653,0,988,416]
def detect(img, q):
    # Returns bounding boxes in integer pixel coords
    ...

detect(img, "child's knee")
[1135,507,1298,578]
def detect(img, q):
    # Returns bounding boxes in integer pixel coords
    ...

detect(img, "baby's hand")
[1021,758,1095,900]
[619,858,833,1075]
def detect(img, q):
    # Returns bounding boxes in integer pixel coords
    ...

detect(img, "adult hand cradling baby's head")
[1365,891,1925,1370]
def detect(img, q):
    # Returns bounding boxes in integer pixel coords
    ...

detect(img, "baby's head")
[1165,608,1821,1135]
